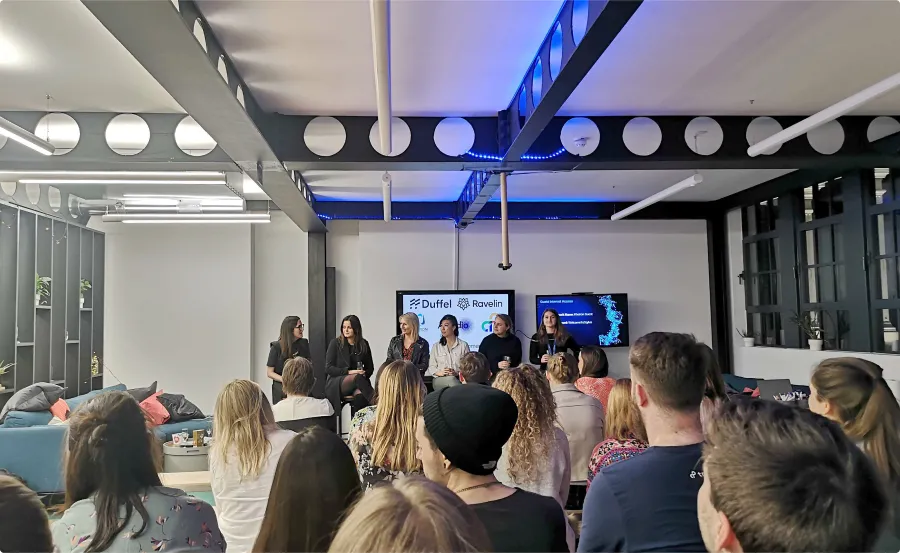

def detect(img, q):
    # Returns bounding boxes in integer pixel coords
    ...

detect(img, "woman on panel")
[266,315,312,404]
[479,313,522,375]
[530,308,579,370]
[386,312,430,376]
[427,315,470,391]
[325,315,375,415]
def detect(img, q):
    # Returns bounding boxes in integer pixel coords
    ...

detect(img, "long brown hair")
[699,343,726,400]
[279,315,301,360]
[327,477,491,553]
[372,361,424,472]
[0,475,52,553]
[605,378,647,442]
[64,391,162,553]
[492,366,558,486]
[340,315,369,356]
[537,308,571,347]
[212,380,276,480]
[253,427,362,553]
[811,357,900,491]
[580,345,609,378]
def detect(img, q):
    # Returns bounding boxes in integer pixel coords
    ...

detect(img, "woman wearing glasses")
[266,315,312,404]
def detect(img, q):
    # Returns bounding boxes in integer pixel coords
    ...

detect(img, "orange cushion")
[140,391,170,427]
[49,398,70,421]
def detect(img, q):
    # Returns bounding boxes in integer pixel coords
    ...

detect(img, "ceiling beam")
[82,0,325,232]
[501,0,643,163]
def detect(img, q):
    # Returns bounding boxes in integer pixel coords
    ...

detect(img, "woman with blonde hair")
[385,312,430,375]
[210,380,294,553]
[586,378,648,488]
[349,360,424,490]
[327,477,491,553]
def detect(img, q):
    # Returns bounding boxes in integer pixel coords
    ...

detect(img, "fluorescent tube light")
[611,174,703,221]
[0,170,224,177]
[101,213,270,224]
[20,179,226,185]
[0,116,55,156]
[748,71,900,157]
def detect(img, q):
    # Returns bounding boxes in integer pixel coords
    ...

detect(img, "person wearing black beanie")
[416,385,570,553]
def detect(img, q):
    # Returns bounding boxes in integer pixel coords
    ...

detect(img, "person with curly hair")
[493,366,574,551]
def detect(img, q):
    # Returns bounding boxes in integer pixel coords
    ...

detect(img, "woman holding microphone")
[427,314,470,390]
[266,315,311,404]
[325,315,375,415]
[530,308,579,370]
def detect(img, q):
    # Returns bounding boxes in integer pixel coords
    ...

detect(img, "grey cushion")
[0,382,65,424]
[126,381,158,403]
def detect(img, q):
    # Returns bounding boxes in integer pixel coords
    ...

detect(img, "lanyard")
[548,337,556,355]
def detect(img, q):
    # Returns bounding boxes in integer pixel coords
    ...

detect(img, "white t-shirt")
[272,395,334,422]
[210,428,295,553]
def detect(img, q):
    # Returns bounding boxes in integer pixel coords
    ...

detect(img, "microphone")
[515,329,538,342]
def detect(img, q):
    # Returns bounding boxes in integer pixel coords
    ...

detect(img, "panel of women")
[530,309,579,370]
[266,315,312,404]
[386,312,430,375]
[427,314,470,390]
[809,358,900,552]
[52,391,224,553]
[325,315,375,415]
[479,313,522,374]
[210,380,294,553]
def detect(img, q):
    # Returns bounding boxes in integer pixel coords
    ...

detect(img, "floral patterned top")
[349,406,421,490]
[576,377,617,414]
[587,438,649,489]
[52,486,225,553]
[402,344,414,361]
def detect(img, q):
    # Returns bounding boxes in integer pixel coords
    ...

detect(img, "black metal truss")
[82,0,325,232]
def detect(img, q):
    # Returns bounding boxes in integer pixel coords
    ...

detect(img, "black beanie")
[422,384,518,476]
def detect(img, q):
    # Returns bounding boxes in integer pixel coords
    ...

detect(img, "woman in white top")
[271,357,334,423]
[493,365,575,552]
[210,380,295,553]
[427,314,471,391]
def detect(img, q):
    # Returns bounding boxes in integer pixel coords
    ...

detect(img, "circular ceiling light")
[434,118,475,157]
[305,117,346,157]
[622,117,662,156]
[35,113,80,155]
[175,116,217,156]
[746,117,783,156]
[369,117,411,157]
[560,118,600,156]
[105,114,151,156]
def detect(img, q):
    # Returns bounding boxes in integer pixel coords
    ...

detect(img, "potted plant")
[791,311,824,351]
[34,274,51,306]
[736,328,756,347]
[80,279,91,308]
[0,360,12,392]
[91,354,100,377]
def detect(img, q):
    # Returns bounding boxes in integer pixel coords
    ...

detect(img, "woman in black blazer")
[266,315,312,403]
[325,315,375,414]
[385,312,430,376]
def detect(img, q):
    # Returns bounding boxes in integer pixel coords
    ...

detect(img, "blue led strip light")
[464,147,567,161]
[597,294,624,346]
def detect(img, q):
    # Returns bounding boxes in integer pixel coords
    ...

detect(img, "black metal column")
[841,169,874,352]
[308,233,327,399]
[707,214,732,373]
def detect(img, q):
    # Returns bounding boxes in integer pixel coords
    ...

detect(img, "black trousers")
[272,381,285,404]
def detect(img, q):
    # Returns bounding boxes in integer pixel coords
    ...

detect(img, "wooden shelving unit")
[0,203,104,410]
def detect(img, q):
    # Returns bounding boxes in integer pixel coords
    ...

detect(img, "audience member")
[266,315,312,403]
[386,312,430,375]
[53,391,224,553]
[458,352,491,384]
[417,384,569,553]
[699,399,887,553]
[579,332,706,552]
[210,380,294,553]
[427,314,470,390]
[587,378,648,488]
[349,360,424,490]
[698,343,727,434]
[325,315,375,415]
[575,346,615,413]
[0,474,52,553]
[546,353,604,483]
[328,477,491,553]
[272,357,334,423]
[530,308,580,369]
[478,314,521,374]
[253,427,362,553]
[810,357,900,550]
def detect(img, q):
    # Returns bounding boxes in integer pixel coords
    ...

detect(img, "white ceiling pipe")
[748,70,900,157]
[370,0,392,155]
[0,116,54,156]
[382,171,392,222]
[611,174,703,221]
[498,172,511,270]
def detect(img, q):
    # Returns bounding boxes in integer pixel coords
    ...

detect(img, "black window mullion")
[779,193,802,348]
[842,169,874,352]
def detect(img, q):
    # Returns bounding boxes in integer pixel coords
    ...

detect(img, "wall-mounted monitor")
[396,290,515,350]
[535,294,629,347]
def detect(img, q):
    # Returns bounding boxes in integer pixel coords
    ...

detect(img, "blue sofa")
[0,384,212,494]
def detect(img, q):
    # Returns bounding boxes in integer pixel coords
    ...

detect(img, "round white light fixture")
[35,113,80,155]
[305,116,346,157]
[106,114,151,156]
[369,117,411,157]
[622,117,662,156]
[560,117,600,156]
[175,116,217,156]
[807,120,844,155]
[685,117,724,156]
[746,117,783,155]
[434,117,476,156]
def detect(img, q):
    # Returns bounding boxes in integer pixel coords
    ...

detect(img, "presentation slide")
[397,290,515,350]
[536,294,629,347]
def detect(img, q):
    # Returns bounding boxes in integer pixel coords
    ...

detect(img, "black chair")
[277,415,337,434]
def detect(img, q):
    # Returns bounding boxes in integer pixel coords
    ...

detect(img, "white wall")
[327,219,713,377]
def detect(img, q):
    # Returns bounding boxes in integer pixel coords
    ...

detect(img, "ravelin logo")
[457,297,471,310]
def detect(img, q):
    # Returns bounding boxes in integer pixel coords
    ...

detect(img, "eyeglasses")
[295,323,305,330]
